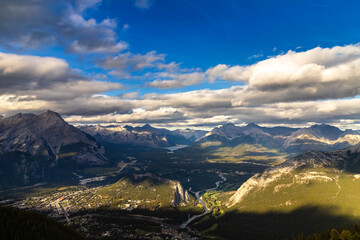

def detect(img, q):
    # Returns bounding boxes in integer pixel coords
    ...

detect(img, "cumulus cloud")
[208,44,360,105]
[0,94,133,117]
[139,87,238,110]
[59,94,360,129]
[0,52,72,91]
[206,64,229,82]
[0,52,123,101]
[63,0,129,54]
[1,26,360,130]
[0,0,127,54]
[3,64,360,129]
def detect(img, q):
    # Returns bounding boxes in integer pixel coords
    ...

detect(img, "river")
[179,173,226,228]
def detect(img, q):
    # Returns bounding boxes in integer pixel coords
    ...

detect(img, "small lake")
[163,145,188,153]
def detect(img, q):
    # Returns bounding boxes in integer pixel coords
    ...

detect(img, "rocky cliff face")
[173,182,189,206]
[0,111,109,187]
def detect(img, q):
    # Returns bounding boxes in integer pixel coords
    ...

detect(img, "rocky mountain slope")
[0,111,108,187]
[220,144,360,236]
[79,124,207,148]
[227,145,359,206]
[193,144,360,239]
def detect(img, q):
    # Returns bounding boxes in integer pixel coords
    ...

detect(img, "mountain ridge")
[196,123,360,154]
[0,111,109,187]
[79,124,207,148]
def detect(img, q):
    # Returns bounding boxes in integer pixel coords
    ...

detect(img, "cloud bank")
[1,0,360,130]
[208,45,360,106]
[2,46,360,130]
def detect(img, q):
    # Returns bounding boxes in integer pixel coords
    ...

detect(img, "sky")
[1,0,360,130]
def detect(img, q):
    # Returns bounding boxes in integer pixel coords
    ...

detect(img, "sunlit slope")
[193,147,360,239]
[215,147,360,238]
[92,174,195,209]
[205,143,288,165]
[229,146,360,210]
[229,167,360,215]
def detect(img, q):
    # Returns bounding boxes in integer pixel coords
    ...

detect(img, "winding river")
[179,173,226,228]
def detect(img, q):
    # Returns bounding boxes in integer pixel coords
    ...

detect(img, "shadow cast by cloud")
[194,205,360,240]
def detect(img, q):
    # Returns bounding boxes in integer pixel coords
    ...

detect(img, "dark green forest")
[0,206,83,240]
[294,226,360,240]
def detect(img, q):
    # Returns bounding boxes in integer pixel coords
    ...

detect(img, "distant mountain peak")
[11,112,34,119]
[40,110,62,118]
[142,123,153,129]
[310,123,339,129]
[246,123,260,128]
[223,122,236,127]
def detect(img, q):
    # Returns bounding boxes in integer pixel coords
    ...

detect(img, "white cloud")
[2,43,360,129]
[206,64,228,82]
[0,52,70,90]
[64,1,128,54]
[208,44,360,105]
[0,52,123,101]
[0,0,128,54]
[149,72,205,89]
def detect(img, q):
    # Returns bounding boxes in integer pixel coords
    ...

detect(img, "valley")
[2,112,360,239]
[0,154,265,239]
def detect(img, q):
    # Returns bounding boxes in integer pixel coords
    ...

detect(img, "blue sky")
[1,0,360,129]
[105,0,360,66]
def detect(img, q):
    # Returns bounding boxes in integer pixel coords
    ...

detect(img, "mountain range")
[189,122,360,164]
[2,110,360,189]
[80,122,360,155]
[200,122,360,152]
[79,124,207,148]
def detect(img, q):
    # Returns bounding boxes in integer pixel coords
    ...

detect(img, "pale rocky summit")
[172,128,207,142]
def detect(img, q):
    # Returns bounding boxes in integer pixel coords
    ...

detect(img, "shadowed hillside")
[0,206,84,240]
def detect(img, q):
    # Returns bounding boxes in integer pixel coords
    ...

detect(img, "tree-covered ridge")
[293,226,360,240]
[0,206,83,240]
